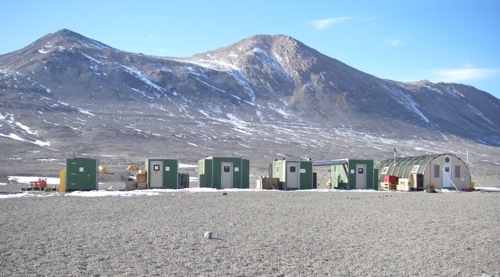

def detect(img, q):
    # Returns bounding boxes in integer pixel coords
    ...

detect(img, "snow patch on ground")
[8,176,59,185]
[0,192,55,199]
[66,190,161,197]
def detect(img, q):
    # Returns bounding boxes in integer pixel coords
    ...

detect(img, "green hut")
[145,158,179,189]
[272,159,313,190]
[198,157,249,189]
[65,158,98,191]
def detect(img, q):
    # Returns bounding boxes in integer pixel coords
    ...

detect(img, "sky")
[1,0,499,99]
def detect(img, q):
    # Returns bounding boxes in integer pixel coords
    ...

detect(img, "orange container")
[34,180,47,189]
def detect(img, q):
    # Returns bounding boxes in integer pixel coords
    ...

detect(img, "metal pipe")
[311,159,349,166]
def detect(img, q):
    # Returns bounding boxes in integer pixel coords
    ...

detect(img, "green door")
[163,160,178,189]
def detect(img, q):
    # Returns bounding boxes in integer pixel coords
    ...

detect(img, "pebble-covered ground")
[0,189,499,276]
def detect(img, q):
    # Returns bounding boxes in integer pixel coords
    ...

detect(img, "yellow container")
[57,169,66,192]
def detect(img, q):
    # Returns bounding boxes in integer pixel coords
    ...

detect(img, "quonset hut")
[375,153,471,190]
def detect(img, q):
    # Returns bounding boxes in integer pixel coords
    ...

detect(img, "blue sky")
[1,0,499,99]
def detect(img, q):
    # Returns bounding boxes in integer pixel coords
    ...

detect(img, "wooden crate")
[125,180,137,191]
[257,177,280,189]
[380,182,397,191]
[136,173,147,184]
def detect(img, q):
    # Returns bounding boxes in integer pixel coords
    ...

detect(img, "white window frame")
[381,167,389,174]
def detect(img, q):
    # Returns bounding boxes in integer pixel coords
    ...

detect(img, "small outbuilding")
[375,153,471,191]
[272,159,314,190]
[313,159,378,190]
[65,158,98,192]
[145,158,179,189]
[198,157,250,189]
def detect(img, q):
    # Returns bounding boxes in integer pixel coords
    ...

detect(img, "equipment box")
[384,175,398,183]
[397,178,410,191]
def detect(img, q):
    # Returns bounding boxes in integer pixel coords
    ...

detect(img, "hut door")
[443,165,452,188]
[149,161,163,188]
[356,164,367,189]
[221,162,233,189]
[286,162,299,189]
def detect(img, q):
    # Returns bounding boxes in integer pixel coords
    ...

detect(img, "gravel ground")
[0,189,499,276]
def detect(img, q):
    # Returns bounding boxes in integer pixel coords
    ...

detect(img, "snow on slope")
[182,57,256,103]
[0,112,51,147]
[380,82,430,123]
[119,64,170,97]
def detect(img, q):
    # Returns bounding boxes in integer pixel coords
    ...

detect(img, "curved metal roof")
[375,153,466,181]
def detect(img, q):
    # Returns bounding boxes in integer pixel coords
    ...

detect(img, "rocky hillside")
[0,29,499,185]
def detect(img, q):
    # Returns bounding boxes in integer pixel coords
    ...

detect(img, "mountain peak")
[6,28,113,59]
[1,29,499,148]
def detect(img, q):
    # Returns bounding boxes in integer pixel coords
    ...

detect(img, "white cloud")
[431,67,500,82]
[311,16,352,29]
[384,38,402,47]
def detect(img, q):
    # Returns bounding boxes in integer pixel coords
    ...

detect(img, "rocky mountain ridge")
[0,29,498,186]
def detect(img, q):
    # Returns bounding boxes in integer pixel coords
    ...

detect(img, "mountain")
[1,29,499,186]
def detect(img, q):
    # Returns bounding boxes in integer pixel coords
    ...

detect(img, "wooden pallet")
[21,187,57,192]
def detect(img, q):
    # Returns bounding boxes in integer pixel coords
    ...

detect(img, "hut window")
[381,167,389,174]
[434,165,440,178]
[455,166,461,178]
[290,166,296,173]
[411,165,420,174]
[223,166,231,172]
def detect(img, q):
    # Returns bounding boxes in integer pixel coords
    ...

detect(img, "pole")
[393,148,396,166]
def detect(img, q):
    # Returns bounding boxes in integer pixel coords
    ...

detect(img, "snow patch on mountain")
[381,83,430,123]
[182,58,239,72]
[467,104,494,125]
[0,112,44,140]
[81,52,101,64]
[119,64,169,96]
[0,133,50,147]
